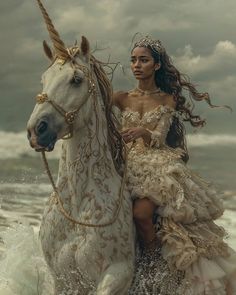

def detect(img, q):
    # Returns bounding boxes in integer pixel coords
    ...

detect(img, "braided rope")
[36,0,69,60]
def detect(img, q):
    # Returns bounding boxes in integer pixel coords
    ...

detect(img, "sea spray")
[0,223,53,295]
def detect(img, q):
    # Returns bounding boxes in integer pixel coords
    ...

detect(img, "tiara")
[133,36,165,54]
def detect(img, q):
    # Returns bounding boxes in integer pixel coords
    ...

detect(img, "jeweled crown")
[133,36,165,54]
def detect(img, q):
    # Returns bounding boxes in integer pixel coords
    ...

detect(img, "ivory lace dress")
[116,104,236,294]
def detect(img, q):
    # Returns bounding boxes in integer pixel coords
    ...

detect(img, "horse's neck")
[57,91,121,215]
[63,117,114,173]
[64,92,114,170]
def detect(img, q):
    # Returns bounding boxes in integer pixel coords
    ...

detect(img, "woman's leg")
[133,197,158,248]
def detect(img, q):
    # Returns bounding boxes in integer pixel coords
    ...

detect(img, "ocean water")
[0,131,236,294]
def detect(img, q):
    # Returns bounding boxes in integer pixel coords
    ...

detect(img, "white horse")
[27,1,135,294]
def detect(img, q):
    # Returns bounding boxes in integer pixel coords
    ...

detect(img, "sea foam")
[0,223,53,295]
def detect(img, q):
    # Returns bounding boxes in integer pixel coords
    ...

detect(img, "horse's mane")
[90,55,126,176]
[66,46,125,176]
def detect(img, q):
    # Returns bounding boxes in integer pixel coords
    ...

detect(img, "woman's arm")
[112,91,127,109]
[120,107,175,146]
[143,107,175,148]
[143,95,177,147]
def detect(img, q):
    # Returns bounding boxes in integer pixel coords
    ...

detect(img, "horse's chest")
[39,203,78,264]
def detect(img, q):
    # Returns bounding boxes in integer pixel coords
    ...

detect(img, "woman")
[113,36,236,294]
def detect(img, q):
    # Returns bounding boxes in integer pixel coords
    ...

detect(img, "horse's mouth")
[35,143,55,152]
[29,137,56,152]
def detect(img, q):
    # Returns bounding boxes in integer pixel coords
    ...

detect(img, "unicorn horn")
[36,0,69,61]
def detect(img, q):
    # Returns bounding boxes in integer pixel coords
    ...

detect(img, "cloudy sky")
[0,0,236,133]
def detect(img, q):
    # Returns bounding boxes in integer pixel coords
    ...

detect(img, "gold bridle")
[36,60,96,138]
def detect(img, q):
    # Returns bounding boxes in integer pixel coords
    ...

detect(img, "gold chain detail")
[65,112,76,124]
[36,93,48,104]
[41,144,128,227]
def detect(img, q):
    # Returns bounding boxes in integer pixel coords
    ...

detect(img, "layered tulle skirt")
[126,141,236,294]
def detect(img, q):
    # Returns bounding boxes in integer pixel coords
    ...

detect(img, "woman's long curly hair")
[136,44,227,163]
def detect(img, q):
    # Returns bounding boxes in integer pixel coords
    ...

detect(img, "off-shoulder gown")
[117,104,236,294]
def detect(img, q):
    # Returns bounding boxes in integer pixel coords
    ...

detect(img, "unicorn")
[27,1,135,294]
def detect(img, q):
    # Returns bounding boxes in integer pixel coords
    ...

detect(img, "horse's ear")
[43,40,53,60]
[81,36,90,58]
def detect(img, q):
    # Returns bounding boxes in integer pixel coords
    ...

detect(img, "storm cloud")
[0,0,235,132]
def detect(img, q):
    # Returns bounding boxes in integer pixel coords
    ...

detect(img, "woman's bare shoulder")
[112,91,129,109]
[162,93,177,109]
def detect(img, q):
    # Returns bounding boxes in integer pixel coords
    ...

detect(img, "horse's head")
[27,39,94,151]
[27,0,96,151]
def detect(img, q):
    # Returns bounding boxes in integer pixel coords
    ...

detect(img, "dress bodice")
[117,104,176,150]
[120,104,176,131]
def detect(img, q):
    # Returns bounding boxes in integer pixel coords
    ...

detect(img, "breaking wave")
[0,131,235,159]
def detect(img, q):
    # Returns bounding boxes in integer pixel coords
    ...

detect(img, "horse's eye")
[71,74,83,85]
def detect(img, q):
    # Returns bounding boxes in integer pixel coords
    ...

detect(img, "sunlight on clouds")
[173,45,201,71]
[173,40,236,77]
[215,41,236,54]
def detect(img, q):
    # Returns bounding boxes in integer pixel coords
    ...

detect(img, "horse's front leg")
[96,262,134,295]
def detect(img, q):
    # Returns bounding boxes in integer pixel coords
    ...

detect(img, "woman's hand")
[120,127,151,144]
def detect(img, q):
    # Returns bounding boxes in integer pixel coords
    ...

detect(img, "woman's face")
[130,47,159,80]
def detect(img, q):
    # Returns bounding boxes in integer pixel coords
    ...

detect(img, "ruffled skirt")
[126,143,236,294]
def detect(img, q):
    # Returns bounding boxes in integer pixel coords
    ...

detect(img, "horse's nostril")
[36,121,48,135]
